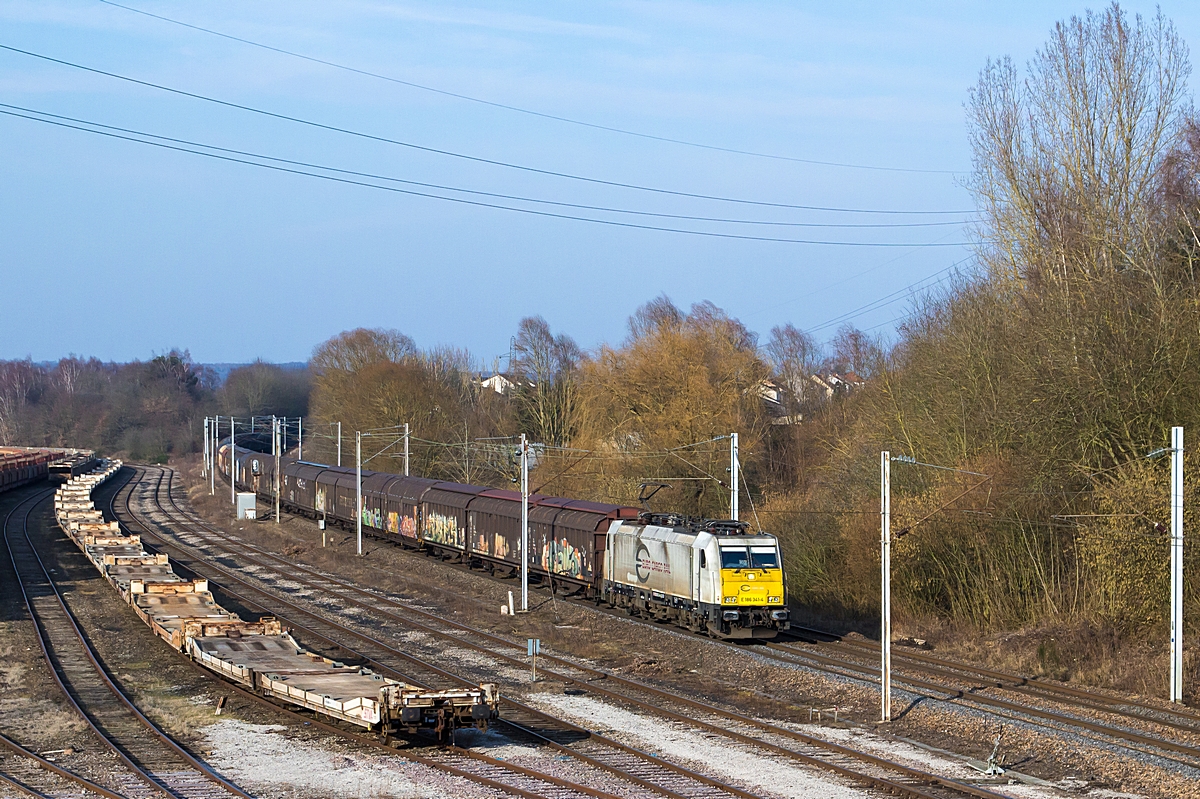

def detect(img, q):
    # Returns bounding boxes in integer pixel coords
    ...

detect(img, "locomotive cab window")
[699,551,707,569]
[749,547,780,569]
[720,547,750,569]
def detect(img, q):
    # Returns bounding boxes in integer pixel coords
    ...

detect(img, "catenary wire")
[96,0,964,176]
[0,43,974,216]
[748,226,968,318]
[0,102,967,230]
[0,107,968,246]
[803,258,971,334]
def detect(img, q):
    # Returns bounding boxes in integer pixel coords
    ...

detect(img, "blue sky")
[2,1,1197,366]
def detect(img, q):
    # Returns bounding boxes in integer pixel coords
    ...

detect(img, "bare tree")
[0,359,42,445]
[967,3,1191,288]
[310,328,416,374]
[55,357,83,395]
[765,324,822,406]
[512,316,581,447]
[828,325,882,379]
[628,294,683,341]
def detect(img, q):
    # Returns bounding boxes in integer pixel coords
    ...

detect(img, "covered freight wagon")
[283,462,326,514]
[421,482,486,553]
[381,475,439,542]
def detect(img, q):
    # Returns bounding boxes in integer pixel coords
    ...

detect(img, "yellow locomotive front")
[603,516,789,639]
[710,535,788,637]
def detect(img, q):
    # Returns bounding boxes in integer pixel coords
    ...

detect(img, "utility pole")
[282,417,287,451]
[730,432,740,521]
[1171,426,1184,703]
[210,415,217,495]
[298,417,303,462]
[230,417,236,510]
[337,422,342,467]
[202,418,209,478]
[880,450,892,722]
[404,423,410,477]
[274,417,281,525]
[356,430,363,557]
[520,433,529,612]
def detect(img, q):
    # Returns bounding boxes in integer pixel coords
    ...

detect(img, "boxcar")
[420,482,486,554]
[382,476,440,543]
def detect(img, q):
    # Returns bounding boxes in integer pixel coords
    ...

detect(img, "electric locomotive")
[603,514,788,638]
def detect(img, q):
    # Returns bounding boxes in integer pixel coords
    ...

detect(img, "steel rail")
[101,468,625,799]
[4,486,257,799]
[756,640,1200,766]
[2,487,182,799]
[787,628,1200,729]
[0,729,127,799]
[124,467,761,799]
[148,465,1007,799]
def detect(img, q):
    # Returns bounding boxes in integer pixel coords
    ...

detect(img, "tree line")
[0,352,309,462]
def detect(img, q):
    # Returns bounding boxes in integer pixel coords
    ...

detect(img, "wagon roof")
[382,476,440,502]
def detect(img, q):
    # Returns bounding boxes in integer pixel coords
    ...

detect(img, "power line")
[804,257,973,334]
[0,107,969,247]
[0,103,967,231]
[97,0,964,177]
[0,43,975,216]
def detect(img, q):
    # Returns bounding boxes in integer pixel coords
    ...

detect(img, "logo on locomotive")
[633,540,670,583]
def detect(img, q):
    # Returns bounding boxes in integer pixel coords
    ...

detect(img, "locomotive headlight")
[768,596,781,604]
[723,596,738,604]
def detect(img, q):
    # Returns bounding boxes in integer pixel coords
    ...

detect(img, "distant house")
[751,379,802,425]
[478,373,534,395]
[810,372,865,399]
[480,373,516,394]
[753,379,784,407]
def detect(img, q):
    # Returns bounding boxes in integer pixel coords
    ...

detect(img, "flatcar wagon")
[55,461,500,740]
[220,441,790,639]
[48,450,98,482]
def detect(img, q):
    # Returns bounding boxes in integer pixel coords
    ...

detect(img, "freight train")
[0,447,55,493]
[0,447,97,492]
[55,461,501,740]
[219,442,789,639]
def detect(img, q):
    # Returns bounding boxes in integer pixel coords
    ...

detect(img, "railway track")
[785,627,1200,731]
[122,464,1015,799]
[0,488,254,799]
[0,728,126,799]
[763,634,1200,767]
